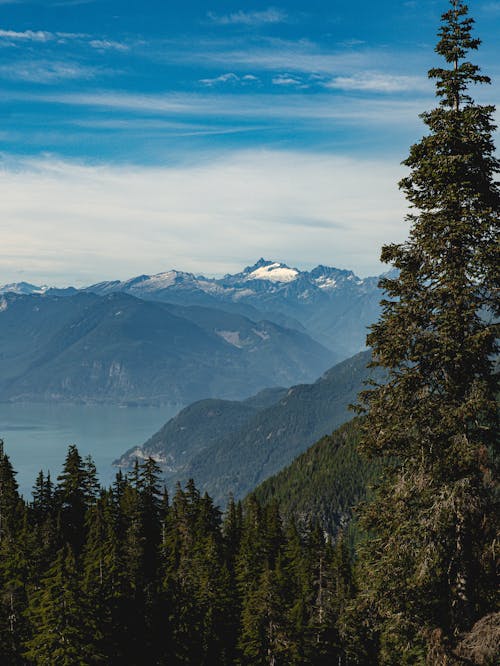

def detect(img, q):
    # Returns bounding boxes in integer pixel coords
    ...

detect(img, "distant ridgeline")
[114,350,381,504]
[0,259,384,405]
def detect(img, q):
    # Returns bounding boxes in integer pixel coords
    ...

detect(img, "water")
[0,402,182,498]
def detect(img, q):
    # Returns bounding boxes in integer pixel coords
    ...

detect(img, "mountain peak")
[0,282,47,295]
[243,260,299,284]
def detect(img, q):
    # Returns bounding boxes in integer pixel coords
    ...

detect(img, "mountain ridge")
[114,349,377,505]
[0,291,333,406]
[0,259,383,355]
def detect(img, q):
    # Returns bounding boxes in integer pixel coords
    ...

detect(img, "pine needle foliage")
[355,1,499,661]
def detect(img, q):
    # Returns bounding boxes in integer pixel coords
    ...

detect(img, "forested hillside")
[252,418,380,539]
[116,350,377,504]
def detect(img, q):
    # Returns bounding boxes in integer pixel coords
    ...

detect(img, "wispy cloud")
[179,40,386,75]
[0,151,408,284]
[0,60,104,83]
[324,72,430,93]
[207,8,288,27]
[0,26,129,51]
[272,74,304,87]
[0,28,53,42]
[199,72,259,86]
[17,89,427,128]
[89,39,129,52]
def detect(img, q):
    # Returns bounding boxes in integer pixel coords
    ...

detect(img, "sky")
[0,0,499,285]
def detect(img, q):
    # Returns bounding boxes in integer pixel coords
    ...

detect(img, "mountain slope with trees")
[115,350,378,504]
[0,291,332,405]
[251,418,381,539]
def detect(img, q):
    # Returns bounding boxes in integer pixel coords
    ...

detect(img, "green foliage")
[253,418,380,540]
[355,1,499,661]
[0,440,360,664]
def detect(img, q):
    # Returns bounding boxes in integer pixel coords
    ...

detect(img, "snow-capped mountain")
[0,281,48,295]
[1,260,384,357]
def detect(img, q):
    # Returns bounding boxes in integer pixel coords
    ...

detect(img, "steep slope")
[115,386,287,473]
[185,350,376,503]
[251,418,379,537]
[0,293,332,405]
[116,350,377,504]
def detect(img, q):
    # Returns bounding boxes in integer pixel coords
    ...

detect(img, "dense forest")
[252,418,379,540]
[0,442,360,665]
[0,1,498,664]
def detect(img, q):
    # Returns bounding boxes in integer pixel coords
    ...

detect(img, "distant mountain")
[0,292,333,405]
[115,350,378,504]
[2,259,383,358]
[83,259,383,356]
[251,417,381,538]
[116,386,288,474]
[0,282,47,296]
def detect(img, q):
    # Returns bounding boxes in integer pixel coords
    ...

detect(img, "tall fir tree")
[23,544,95,665]
[356,1,499,662]
[55,445,91,555]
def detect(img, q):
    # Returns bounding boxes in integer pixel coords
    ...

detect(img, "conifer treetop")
[430,1,490,110]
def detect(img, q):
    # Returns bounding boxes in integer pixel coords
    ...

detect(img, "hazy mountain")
[0,282,47,296]
[115,386,288,475]
[2,258,381,358]
[115,350,377,504]
[83,259,382,356]
[0,292,333,405]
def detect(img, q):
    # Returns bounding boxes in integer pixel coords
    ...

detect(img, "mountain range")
[1,259,384,356]
[0,291,332,405]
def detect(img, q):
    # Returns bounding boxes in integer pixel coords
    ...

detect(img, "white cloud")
[0,60,102,83]
[0,28,52,41]
[26,89,427,129]
[199,72,259,86]
[324,72,430,93]
[272,74,303,86]
[89,39,129,52]
[207,8,287,26]
[0,151,409,285]
[199,72,240,86]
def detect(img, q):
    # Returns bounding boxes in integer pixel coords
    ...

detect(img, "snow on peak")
[136,271,179,291]
[0,282,47,295]
[247,262,299,283]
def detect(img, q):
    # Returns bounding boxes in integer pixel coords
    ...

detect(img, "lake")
[0,402,182,498]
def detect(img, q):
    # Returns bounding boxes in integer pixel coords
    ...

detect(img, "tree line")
[0,441,362,665]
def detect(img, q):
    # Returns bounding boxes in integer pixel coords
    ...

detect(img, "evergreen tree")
[0,440,21,543]
[55,445,90,555]
[356,1,499,661]
[239,559,294,665]
[24,544,95,665]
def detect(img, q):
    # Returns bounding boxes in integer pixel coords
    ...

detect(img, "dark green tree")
[356,1,499,661]
[23,544,95,665]
[55,445,90,555]
[239,559,294,665]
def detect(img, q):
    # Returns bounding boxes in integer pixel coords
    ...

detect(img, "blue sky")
[0,1,499,284]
